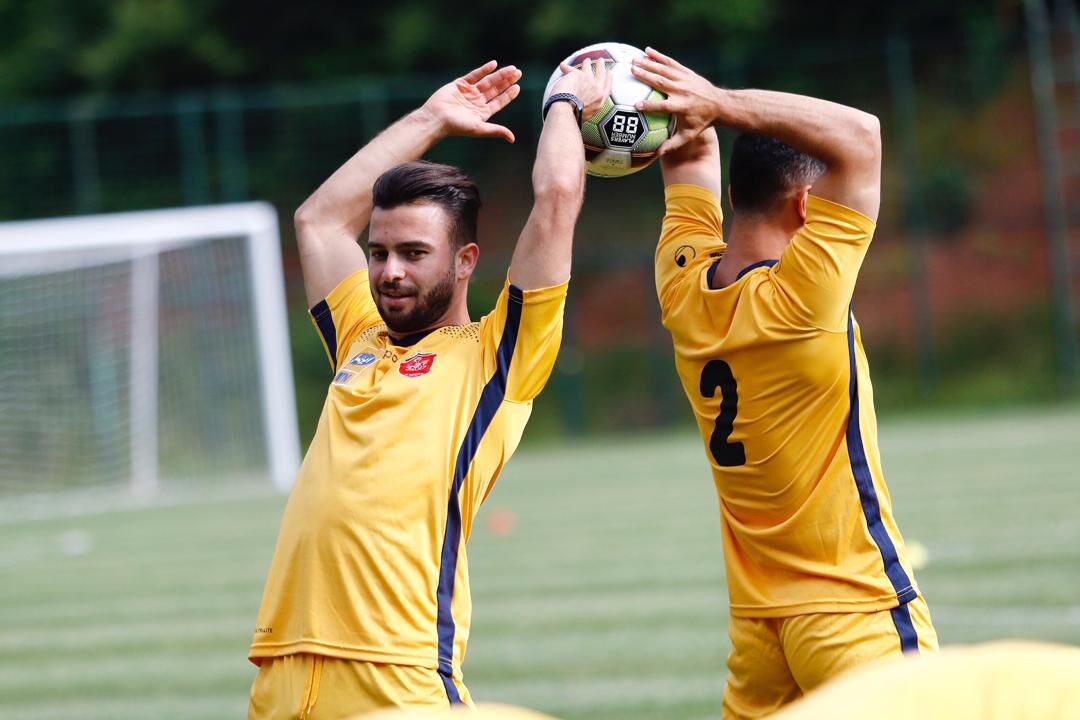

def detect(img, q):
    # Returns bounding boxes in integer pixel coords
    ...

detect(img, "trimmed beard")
[377,264,456,334]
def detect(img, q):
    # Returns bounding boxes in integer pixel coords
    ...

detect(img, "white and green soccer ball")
[543,42,675,178]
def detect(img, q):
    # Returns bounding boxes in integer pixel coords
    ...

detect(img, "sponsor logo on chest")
[399,352,436,378]
[332,369,356,385]
[349,352,377,367]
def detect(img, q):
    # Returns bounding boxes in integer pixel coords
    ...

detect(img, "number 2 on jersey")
[699,360,746,467]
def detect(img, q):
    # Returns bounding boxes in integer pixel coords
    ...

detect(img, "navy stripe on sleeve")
[434,285,524,702]
[310,300,338,369]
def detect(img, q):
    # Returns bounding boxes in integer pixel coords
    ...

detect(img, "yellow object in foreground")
[249,269,566,702]
[770,641,1080,720]
[358,702,557,720]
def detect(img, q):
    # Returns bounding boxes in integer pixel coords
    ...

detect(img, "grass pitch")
[2,405,1079,719]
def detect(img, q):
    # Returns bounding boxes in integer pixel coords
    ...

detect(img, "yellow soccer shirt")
[249,269,566,694]
[656,184,921,619]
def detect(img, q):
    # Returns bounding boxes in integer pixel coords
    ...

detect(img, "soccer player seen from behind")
[631,48,939,718]
[247,59,611,718]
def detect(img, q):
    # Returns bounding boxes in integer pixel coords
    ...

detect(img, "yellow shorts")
[722,596,938,720]
[248,654,472,720]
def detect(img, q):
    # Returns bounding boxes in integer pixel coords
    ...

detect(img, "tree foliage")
[0,0,1024,100]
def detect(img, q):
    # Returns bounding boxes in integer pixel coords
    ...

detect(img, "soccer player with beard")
[247,59,610,718]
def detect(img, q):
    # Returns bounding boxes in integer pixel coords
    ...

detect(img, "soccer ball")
[543,42,675,178]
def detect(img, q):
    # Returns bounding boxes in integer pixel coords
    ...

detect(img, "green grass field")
[2,405,1079,719]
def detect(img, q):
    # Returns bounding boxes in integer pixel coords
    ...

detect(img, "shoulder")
[805,195,876,233]
[437,322,481,344]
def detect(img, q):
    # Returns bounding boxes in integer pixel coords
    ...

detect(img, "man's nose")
[382,254,407,282]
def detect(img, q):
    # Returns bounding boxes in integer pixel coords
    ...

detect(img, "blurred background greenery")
[1,0,1078,447]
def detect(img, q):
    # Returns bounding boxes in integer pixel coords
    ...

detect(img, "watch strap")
[542,92,584,126]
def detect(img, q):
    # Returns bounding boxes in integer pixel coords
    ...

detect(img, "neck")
[714,216,793,287]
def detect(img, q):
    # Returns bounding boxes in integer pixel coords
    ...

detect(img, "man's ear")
[456,243,479,280]
[796,186,811,225]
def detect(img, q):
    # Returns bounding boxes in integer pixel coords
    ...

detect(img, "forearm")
[706,88,879,170]
[708,87,881,217]
[295,108,446,306]
[634,49,880,217]
[508,104,585,289]
[532,104,586,207]
[295,107,446,238]
[659,126,721,194]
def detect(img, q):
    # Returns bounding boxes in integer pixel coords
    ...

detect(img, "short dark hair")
[729,133,826,215]
[372,161,481,248]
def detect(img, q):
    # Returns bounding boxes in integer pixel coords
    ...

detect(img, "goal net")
[0,203,299,514]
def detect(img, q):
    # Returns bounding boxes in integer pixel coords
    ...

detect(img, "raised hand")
[551,57,613,120]
[421,60,522,143]
[631,47,718,155]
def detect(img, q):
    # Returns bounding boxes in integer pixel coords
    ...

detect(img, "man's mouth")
[379,290,416,311]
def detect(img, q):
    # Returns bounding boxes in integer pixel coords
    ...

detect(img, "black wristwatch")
[542,92,584,126]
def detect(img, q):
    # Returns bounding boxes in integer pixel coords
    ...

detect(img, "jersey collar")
[736,259,779,280]
[386,328,438,348]
[706,258,779,289]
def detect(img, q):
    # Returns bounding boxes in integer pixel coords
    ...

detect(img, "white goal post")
[0,203,300,500]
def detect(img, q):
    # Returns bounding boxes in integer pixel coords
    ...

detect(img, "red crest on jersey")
[399,352,436,378]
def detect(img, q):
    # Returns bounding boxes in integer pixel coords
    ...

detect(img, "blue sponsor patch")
[333,370,356,385]
[350,352,377,367]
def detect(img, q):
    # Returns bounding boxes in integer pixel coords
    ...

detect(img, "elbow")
[293,199,318,232]
[293,198,333,256]
[852,112,881,163]
[829,111,880,170]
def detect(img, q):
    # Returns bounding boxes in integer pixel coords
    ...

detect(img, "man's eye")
[407,250,425,259]
[371,251,387,260]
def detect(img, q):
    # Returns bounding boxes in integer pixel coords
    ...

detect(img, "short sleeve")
[309,270,383,371]
[773,195,876,332]
[655,184,726,318]
[479,278,567,404]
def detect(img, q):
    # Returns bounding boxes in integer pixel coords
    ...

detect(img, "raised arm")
[632,48,881,220]
[507,60,611,290]
[295,61,521,307]
[659,126,721,194]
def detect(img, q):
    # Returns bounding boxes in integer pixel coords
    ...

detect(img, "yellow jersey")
[770,641,1080,720]
[656,184,921,620]
[249,269,566,698]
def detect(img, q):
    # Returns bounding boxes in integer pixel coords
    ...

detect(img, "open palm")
[423,61,522,143]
